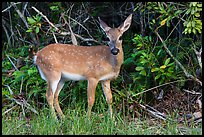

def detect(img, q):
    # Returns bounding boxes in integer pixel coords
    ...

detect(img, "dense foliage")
[2,2,202,130]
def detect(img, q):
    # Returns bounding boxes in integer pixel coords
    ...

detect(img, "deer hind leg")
[87,78,98,119]
[101,80,113,118]
[46,77,61,119]
[53,79,65,119]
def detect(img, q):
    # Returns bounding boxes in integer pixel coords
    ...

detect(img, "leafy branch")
[154,30,202,86]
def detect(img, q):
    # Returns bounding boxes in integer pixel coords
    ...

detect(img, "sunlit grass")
[2,107,202,135]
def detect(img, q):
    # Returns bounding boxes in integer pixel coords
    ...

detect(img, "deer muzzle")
[109,41,120,55]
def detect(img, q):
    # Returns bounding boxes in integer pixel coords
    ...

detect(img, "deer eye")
[118,36,122,40]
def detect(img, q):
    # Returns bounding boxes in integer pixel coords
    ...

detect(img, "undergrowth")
[2,107,202,135]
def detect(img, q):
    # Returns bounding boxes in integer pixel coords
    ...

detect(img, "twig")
[61,13,77,45]
[8,5,14,47]
[154,31,202,86]
[134,79,191,96]
[65,12,94,39]
[3,91,38,115]
[139,104,167,120]
[74,34,101,44]
[6,54,19,71]
[12,2,39,45]
[2,2,21,13]
[196,99,202,110]
[2,18,11,47]
[32,6,59,31]
[182,89,202,95]
[21,104,25,117]
[2,105,18,116]
[193,44,202,69]
[52,32,58,43]
[15,26,25,46]
[11,97,38,115]
[20,77,24,93]
[22,2,28,15]
[68,4,78,45]
[32,6,70,36]
[4,84,14,95]
[165,11,186,41]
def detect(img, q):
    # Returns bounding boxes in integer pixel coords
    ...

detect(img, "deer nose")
[109,41,120,55]
[111,48,119,55]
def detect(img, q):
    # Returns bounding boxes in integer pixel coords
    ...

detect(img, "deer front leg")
[87,78,98,119]
[101,80,113,118]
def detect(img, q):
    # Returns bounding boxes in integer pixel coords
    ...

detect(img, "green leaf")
[188,28,192,33]
[187,21,191,28]
[12,71,25,81]
[164,58,171,66]
[192,2,197,7]
[197,7,202,11]
[186,9,191,14]
[152,19,155,24]
[27,69,37,76]
[192,28,196,34]
[166,73,173,77]
[140,70,146,76]
[26,29,33,33]
[183,28,188,34]
[159,68,165,73]
[195,19,202,24]
[35,27,39,33]
[148,36,152,42]
[183,21,188,26]
[157,49,162,56]
[155,74,161,80]
[27,17,36,24]
[194,13,200,17]
[167,62,174,67]
[160,65,166,69]
[141,52,148,58]
[140,59,148,64]
[195,27,201,33]
[151,67,160,72]
[175,10,182,16]
[167,67,174,73]
[136,66,144,71]
[50,6,59,11]
[197,4,202,7]
[191,21,195,27]
[191,7,195,15]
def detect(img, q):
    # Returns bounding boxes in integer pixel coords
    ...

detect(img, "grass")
[2,107,202,135]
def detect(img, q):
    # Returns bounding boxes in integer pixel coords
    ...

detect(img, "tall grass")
[2,106,202,135]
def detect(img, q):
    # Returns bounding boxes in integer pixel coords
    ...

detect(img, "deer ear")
[98,17,111,32]
[118,14,132,33]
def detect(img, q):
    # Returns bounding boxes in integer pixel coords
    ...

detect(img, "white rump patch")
[33,56,37,64]
[37,66,47,81]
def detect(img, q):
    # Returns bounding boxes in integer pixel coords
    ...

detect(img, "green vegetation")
[2,108,202,135]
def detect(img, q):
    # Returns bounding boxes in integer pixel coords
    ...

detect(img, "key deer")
[34,14,132,119]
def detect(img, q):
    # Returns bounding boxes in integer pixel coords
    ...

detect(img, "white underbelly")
[99,72,117,81]
[62,72,86,81]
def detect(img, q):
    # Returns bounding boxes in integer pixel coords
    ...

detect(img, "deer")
[34,14,132,119]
